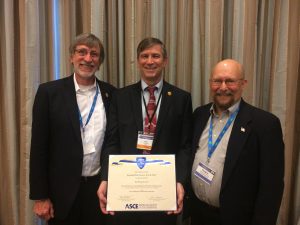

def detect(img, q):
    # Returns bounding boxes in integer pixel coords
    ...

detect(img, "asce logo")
[125,203,138,209]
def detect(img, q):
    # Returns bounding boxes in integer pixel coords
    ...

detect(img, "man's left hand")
[167,182,185,215]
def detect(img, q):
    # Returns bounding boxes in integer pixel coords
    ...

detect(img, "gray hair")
[69,33,105,63]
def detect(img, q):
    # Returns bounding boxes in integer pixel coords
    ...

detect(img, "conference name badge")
[136,132,154,151]
[194,162,216,185]
[82,130,96,155]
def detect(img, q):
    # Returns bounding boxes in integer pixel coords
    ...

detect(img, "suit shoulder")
[98,80,116,92]
[37,76,71,90]
[106,83,136,104]
[245,103,280,121]
[164,82,191,96]
[242,102,282,131]
[114,83,139,95]
[193,103,212,114]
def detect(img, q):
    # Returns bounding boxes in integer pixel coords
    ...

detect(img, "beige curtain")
[0,1,19,225]
[0,0,299,225]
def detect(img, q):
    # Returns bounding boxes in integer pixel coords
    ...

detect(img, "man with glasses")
[188,59,284,225]
[29,33,115,225]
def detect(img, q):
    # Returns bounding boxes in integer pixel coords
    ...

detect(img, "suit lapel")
[63,75,82,142]
[153,82,173,146]
[97,79,110,114]
[192,105,212,155]
[221,100,252,190]
[130,82,143,131]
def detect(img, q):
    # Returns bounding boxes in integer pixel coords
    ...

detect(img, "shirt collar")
[210,99,241,116]
[141,79,163,93]
[73,73,97,92]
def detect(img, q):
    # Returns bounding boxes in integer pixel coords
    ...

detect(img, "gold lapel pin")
[167,91,172,96]
[241,127,245,132]
[105,93,109,98]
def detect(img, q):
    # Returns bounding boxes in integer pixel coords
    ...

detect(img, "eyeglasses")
[210,78,244,87]
[74,48,100,59]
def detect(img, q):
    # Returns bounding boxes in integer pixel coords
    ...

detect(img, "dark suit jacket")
[101,80,192,186]
[190,99,284,225]
[29,74,115,219]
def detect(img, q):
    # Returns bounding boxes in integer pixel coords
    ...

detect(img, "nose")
[83,53,93,62]
[146,56,154,64]
[219,81,228,90]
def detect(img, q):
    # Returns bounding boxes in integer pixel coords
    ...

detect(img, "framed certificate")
[106,154,177,211]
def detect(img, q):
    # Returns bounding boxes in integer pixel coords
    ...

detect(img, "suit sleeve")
[175,93,193,186]
[29,85,50,200]
[252,116,284,225]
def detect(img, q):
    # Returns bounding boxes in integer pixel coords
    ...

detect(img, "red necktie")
[144,86,157,134]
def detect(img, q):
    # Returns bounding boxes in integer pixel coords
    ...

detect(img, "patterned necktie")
[144,86,157,134]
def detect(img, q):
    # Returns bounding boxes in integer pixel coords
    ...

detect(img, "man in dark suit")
[189,59,284,225]
[97,37,192,225]
[29,33,115,225]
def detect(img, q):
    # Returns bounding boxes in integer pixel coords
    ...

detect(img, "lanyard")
[142,88,163,126]
[207,108,239,162]
[78,84,99,132]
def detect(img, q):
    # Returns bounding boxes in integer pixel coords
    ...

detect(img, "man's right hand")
[33,199,54,221]
[97,181,115,215]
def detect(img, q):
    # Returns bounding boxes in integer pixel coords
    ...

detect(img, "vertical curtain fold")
[279,0,300,224]
[190,0,201,107]
[1,0,19,224]
[203,0,223,102]
[164,0,178,85]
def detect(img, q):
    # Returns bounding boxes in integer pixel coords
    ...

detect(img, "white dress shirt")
[74,74,106,176]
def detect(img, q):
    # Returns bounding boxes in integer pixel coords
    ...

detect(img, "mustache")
[80,62,95,67]
[215,90,233,96]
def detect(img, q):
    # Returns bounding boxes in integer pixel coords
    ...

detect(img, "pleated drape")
[0,1,299,225]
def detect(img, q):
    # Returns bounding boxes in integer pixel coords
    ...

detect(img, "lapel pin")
[241,127,245,132]
[105,93,109,98]
[167,91,172,96]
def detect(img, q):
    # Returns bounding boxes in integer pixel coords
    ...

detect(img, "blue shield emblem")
[136,157,146,169]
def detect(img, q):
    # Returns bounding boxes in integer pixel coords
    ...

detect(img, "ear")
[163,57,168,67]
[241,79,248,89]
[70,54,74,64]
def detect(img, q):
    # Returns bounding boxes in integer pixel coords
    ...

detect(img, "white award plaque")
[107,154,177,211]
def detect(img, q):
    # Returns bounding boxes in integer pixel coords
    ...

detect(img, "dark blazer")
[190,99,284,225]
[101,80,192,185]
[29,74,115,219]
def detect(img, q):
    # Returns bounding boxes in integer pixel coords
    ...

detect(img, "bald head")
[211,59,245,79]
